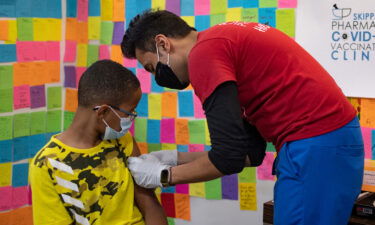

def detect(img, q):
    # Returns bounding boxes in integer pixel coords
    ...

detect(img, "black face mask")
[155,62,189,90]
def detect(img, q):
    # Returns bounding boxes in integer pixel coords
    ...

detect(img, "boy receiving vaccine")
[29,60,168,225]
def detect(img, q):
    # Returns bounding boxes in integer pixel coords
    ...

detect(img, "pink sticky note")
[46,42,60,61]
[176,184,189,194]
[99,45,110,59]
[17,41,46,62]
[161,118,175,143]
[12,186,30,208]
[124,58,137,67]
[362,127,372,159]
[14,85,30,109]
[137,68,151,93]
[194,94,205,118]
[189,144,204,152]
[195,0,210,15]
[77,0,88,21]
[76,67,86,87]
[0,186,12,211]
[129,122,135,136]
[64,40,77,62]
[278,0,297,8]
[257,152,275,181]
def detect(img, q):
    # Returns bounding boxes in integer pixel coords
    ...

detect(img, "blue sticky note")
[12,163,29,187]
[0,45,16,63]
[13,136,29,161]
[126,0,137,28]
[181,0,194,16]
[0,140,13,163]
[137,0,151,14]
[204,145,211,151]
[136,94,148,117]
[259,8,276,28]
[151,76,165,93]
[30,0,47,17]
[147,120,161,143]
[88,0,100,16]
[29,134,46,158]
[372,129,375,160]
[243,0,259,8]
[0,0,16,17]
[46,0,62,18]
[177,145,188,152]
[178,91,194,117]
[128,67,136,75]
[162,186,176,193]
[137,61,143,69]
[195,15,210,31]
[15,0,32,17]
[45,132,58,141]
[228,0,242,8]
[67,0,77,17]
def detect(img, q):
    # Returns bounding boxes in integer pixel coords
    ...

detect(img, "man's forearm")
[177,151,251,166]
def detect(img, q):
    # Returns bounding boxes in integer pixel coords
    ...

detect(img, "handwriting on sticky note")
[239,183,257,210]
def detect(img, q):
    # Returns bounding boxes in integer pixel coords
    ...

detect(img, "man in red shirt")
[122,10,364,225]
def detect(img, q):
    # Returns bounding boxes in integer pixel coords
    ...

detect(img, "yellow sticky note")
[77,44,88,67]
[276,8,296,38]
[239,183,257,211]
[6,20,17,43]
[189,182,205,198]
[101,0,113,21]
[33,18,47,41]
[88,17,101,40]
[161,144,177,150]
[47,19,62,41]
[181,16,195,27]
[204,120,211,145]
[0,163,12,187]
[226,8,242,22]
[152,0,166,10]
[148,93,162,120]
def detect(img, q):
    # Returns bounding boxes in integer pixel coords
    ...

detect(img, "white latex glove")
[127,154,170,189]
[149,150,178,166]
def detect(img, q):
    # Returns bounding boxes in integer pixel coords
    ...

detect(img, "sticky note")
[259,0,277,8]
[267,142,276,152]
[276,8,295,37]
[152,0,166,9]
[45,61,61,84]
[46,110,62,133]
[134,118,147,143]
[124,58,138,67]
[136,142,148,155]
[136,93,148,117]
[259,8,276,28]
[99,45,110,59]
[0,140,12,163]
[189,182,205,198]
[77,0,88,21]
[87,44,99,66]
[0,163,12,187]
[17,18,33,41]
[12,186,30,209]
[64,66,77,88]
[101,0,113,20]
[161,119,175,143]
[88,16,101,40]
[194,0,209,15]
[360,99,375,128]
[64,111,75,130]
[45,42,60,61]
[137,0,151,12]
[176,184,189,194]
[47,86,62,109]
[161,193,176,217]
[242,8,259,22]
[177,145,188,152]
[30,111,46,135]
[278,0,297,8]
[100,21,114,45]
[239,167,257,183]
[2,206,34,225]
[0,186,12,211]
[12,163,29,187]
[167,218,175,225]
[149,93,162,120]
[210,0,227,14]
[76,67,86,87]
[13,113,30,138]
[257,152,275,180]
[176,119,189,145]
[226,7,242,21]
[88,0,100,16]
[66,18,78,41]
[137,69,151,93]
[239,183,257,210]
[162,186,176,193]
[195,15,210,31]
[14,85,30,110]
[6,20,17,43]
[0,88,13,113]
[0,44,16,63]
[193,95,205,118]
[67,0,77,17]
[77,44,88,67]
[0,21,8,40]
[46,0,62,18]
[113,0,125,21]
[0,116,12,141]
[228,0,242,7]
[362,127,372,159]
[28,134,46,157]
[161,144,176,150]
[162,92,177,118]
[178,91,194,117]
[222,174,238,200]
[205,178,222,199]
[204,120,211,145]
[147,120,161,143]
[165,0,180,15]
[210,13,226,26]
[188,120,205,144]
[112,22,124,45]
[0,0,15,17]
[110,45,123,65]
[174,193,191,220]
[30,85,45,109]
[181,16,195,27]
[77,21,88,43]
[0,66,13,89]
[148,143,161,153]
[65,88,78,112]
[14,137,29,161]
[34,19,62,41]
[188,144,204,152]
[16,41,45,62]
[15,0,32,17]
[13,63,30,86]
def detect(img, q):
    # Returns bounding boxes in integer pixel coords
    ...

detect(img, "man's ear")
[155,34,171,53]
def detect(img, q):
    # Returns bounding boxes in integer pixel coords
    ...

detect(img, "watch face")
[161,169,169,184]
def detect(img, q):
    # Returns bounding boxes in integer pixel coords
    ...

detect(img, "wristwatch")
[160,167,171,187]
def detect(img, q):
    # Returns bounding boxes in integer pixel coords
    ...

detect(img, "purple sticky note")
[161,118,175,143]
[0,186,12,211]
[176,184,189,194]
[64,66,77,88]
[30,85,46,109]
[166,0,181,15]
[112,22,124,45]
[221,174,238,200]
[12,186,30,208]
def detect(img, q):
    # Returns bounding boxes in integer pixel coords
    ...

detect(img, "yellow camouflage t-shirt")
[29,132,144,225]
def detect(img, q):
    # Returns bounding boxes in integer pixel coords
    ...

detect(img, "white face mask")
[102,107,133,140]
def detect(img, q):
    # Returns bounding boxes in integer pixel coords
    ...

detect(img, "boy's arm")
[131,137,168,225]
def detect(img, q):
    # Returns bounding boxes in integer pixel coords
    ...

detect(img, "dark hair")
[78,60,140,107]
[121,9,196,59]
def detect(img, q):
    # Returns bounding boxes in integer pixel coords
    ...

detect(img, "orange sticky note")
[360,98,375,128]
[77,21,88,43]
[0,206,33,225]
[162,92,177,118]
[13,62,31,86]
[66,18,78,41]
[113,0,125,21]
[0,21,8,40]
[65,88,78,112]
[45,61,60,84]
[174,193,191,221]
[175,118,190,145]
[137,142,148,155]
[110,45,123,65]
[29,62,48,86]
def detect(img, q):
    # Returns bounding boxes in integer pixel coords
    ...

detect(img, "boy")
[29,60,168,225]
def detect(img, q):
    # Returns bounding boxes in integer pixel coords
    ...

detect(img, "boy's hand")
[127,155,170,189]
[149,150,177,166]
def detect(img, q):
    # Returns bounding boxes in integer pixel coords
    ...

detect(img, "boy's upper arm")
[131,137,141,157]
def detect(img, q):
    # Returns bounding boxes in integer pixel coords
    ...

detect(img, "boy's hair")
[78,60,140,107]
[121,9,196,59]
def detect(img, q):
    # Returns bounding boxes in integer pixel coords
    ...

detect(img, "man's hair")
[78,60,140,107]
[121,9,196,59]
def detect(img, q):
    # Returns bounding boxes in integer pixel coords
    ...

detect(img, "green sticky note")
[17,18,34,41]
[148,143,161,153]
[276,8,295,37]
[210,0,227,14]
[266,142,276,152]
[259,0,277,8]
[134,118,147,142]
[0,65,13,89]
[30,111,46,135]
[13,113,30,138]
[210,14,226,26]
[0,116,13,141]
[87,44,99,67]
[242,8,259,22]
[205,178,222,200]
[188,120,205,144]
[46,110,62,133]
[64,111,75,131]
[238,167,256,183]
[0,88,13,113]
[100,21,114,45]
[47,86,62,109]
[167,218,175,225]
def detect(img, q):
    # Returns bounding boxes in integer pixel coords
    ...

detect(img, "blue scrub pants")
[273,117,364,225]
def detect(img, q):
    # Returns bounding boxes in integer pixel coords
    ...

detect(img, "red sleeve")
[188,38,237,104]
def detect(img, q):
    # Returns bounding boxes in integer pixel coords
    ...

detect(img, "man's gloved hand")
[127,154,170,189]
[149,150,178,166]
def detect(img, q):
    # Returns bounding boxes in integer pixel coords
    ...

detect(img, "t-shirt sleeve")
[29,159,73,225]
[188,38,237,104]
[118,132,134,157]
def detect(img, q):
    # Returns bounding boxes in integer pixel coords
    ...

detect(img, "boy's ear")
[95,105,110,119]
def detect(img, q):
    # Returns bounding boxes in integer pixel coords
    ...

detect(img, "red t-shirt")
[188,22,356,151]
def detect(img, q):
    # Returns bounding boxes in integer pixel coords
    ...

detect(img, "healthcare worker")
[121,10,364,225]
